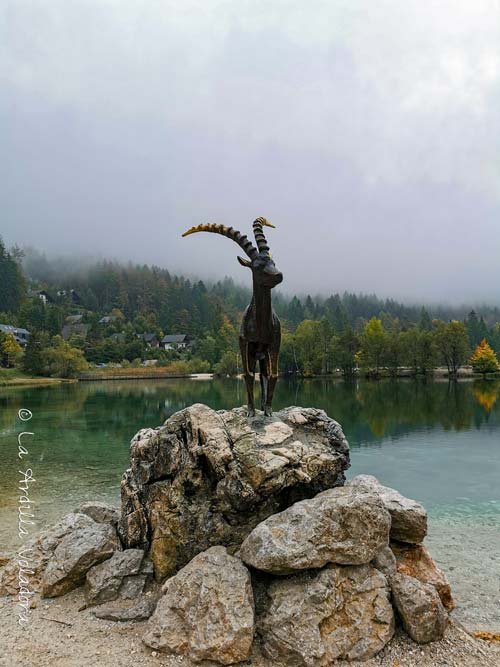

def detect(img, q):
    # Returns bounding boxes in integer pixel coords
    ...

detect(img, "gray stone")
[85,548,146,606]
[372,545,397,578]
[77,501,120,526]
[349,474,427,543]
[240,486,391,574]
[41,520,120,597]
[390,572,448,644]
[143,546,254,665]
[0,513,98,595]
[93,594,159,622]
[119,574,147,599]
[119,404,350,579]
[259,563,394,664]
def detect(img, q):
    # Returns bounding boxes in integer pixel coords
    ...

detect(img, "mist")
[1,1,500,303]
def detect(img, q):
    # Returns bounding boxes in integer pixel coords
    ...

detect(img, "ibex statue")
[182,217,283,416]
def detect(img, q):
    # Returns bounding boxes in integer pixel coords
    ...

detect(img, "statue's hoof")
[264,407,273,417]
[247,408,256,418]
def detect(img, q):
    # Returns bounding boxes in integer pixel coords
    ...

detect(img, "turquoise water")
[1,377,499,547]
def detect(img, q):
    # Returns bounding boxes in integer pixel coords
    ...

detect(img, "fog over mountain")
[1,1,499,303]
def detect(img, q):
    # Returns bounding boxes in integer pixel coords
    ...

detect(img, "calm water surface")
[1,377,499,626]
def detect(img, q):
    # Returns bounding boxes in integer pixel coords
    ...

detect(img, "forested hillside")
[1,239,499,378]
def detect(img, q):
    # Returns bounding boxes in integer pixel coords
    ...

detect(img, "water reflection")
[0,378,499,551]
[0,377,499,448]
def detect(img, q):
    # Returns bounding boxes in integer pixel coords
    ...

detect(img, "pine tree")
[0,237,26,313]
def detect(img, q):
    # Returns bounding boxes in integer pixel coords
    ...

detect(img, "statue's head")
[182,216,283,290]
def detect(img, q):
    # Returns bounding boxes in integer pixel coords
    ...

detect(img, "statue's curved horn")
[182,223,258,259]
[253,217,276,256]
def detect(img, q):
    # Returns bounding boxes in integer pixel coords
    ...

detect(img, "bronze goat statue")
[182,217,283,416]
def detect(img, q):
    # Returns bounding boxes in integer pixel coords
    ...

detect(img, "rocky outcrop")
[119,404,350,579]
[240,486,391,574]
[391,542,454,610]
[41,519,120,597]
[349,475,427,543]
[85,548,151,606]
[143,546,254,665]
[0,404,457,665]
[258,563,394,664]
[0,512,106,595]
[390,573,448,644]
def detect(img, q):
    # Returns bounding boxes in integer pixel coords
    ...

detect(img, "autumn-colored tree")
[44,336,88,378]
[1,333,23,367]
[470,339,500,376]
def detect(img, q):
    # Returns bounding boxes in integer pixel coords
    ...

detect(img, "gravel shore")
[1,589,499,667]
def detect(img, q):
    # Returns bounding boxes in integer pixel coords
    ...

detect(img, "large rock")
[119,404,350,579]
[42,520,120,597]
[77,501,120,526]
[258,563,394,664]
[349,475,427,543]
[390,573,448,644]
[391,542,454,610]
[143,546,254,665]
[0,513,101,595]
[240,486,391,574]
[85,548,148,606]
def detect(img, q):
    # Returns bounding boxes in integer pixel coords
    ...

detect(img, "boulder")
[0,513,99,595]
[143,546,254,665]
[390,573,448,644]
[240,486,391,574]
[42,520,120,597]
[258,563,394,664]
[77,501,120,526]
[372,545,397,578]
[119,404,350,579]
[391,542,454,610]
[349,475,427,543]
[85,548,148,606]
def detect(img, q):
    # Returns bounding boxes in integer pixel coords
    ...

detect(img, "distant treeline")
[0,240,499,377]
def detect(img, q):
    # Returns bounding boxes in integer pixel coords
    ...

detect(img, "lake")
[1,377,499,630]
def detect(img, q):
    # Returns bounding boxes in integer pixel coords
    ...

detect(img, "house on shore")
[161,334,194,351]
[0,324,31,347]
[137,333,160,349]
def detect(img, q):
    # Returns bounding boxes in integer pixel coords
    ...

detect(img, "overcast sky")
[1,1,500,302]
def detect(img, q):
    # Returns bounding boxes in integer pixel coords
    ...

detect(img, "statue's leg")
[265,349,279,416]
[259,356,269,412]
[240,339,256,417]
